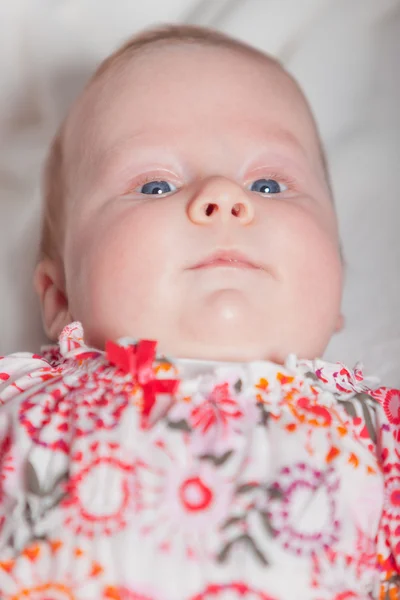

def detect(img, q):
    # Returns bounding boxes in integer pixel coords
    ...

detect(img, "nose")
[187,176,255,226]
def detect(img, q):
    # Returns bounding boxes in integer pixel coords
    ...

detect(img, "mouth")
[189,250,263,271]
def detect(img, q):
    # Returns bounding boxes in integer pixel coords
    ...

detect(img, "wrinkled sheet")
[0,0,399,385]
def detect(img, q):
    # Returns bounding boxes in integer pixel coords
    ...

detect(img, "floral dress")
[0,322,399,600]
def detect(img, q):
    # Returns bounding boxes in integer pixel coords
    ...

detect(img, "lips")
[189,250,263,271]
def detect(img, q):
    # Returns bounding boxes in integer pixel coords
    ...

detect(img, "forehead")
[65,43,322,175]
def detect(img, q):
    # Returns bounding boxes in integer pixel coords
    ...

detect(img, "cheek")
[63,204,180,341]
[273,204,343,313]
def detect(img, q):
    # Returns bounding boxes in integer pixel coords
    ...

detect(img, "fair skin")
[35,43,343,362]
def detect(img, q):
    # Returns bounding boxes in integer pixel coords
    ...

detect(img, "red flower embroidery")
[383,473,400,523]
[62,441,135,538]
[19,366,134,453]
[370,387,400,442]
[190,383,243,434]
[383,389,400,426]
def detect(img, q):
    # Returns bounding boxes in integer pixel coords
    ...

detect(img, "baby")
[0,24,399,600]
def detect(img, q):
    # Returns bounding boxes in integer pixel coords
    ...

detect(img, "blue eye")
[137,180,177,195]
[249,178,287,195]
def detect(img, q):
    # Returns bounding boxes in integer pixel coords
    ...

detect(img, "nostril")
[232,203,242,217]
[205,203,218,216]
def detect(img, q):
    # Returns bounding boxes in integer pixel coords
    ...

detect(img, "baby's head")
[35,24,343,362]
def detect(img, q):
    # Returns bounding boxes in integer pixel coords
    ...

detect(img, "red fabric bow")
[106,339,179,428]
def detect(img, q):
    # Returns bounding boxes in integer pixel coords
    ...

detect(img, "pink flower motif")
[377,456,400,566]
[370,387,400,442]
[383,473,400,524]
[132,432,234,559]
[382,389,400,425]
[170,368,259,456]
[190,383,243,435]
[268,462,340,556]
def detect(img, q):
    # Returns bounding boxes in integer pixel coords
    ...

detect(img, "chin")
[170,293,285,362]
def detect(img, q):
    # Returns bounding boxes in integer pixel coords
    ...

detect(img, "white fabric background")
[0,0,399,385]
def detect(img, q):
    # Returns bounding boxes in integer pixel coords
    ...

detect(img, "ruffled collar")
[40,322,379,402]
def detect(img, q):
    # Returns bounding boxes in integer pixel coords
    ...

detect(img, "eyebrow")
[255,127,329,185]
[91,123,312,191]
[92,136,185,185]
[249,127,310,160]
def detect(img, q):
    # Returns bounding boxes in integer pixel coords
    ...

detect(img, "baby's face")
[61,43,342,361]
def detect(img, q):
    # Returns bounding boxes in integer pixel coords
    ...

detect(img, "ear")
[34,259,72,341]
[335,313,345,333]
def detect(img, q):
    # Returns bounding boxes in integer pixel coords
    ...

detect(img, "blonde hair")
[40,24,327,260]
